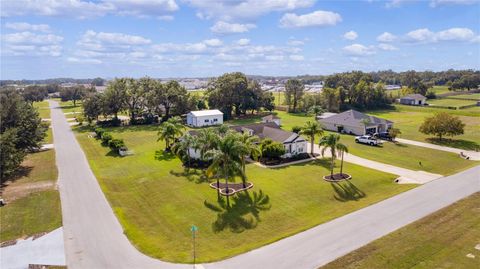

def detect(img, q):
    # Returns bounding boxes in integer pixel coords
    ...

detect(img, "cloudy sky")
[1,0,479,79]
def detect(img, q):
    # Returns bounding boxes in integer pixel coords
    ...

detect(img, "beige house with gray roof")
[320,110,393,135]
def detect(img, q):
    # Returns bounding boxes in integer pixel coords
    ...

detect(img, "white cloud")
[210,21,256,34]
[406,28,436,43]
[430,0,477,7]
[287,40,305,46]
[2,31,63,56]
[67,57,102,64]
[385,0,412,8]
[203,38,223,47]
[5,22,51,32]
[377,32,397,42]
[343,30,358,40]
[436,27,475,41]
[289,55,304,61]
[279,10,342,28]
[236,38,250,46]
[378,43,398,51]
[186,0,314,21]
[343,44,375,56]
[79,30,151,48]
[1,0,178,19]
[266,55,284,61]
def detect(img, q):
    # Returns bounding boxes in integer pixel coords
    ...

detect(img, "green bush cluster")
[94,127,126,153]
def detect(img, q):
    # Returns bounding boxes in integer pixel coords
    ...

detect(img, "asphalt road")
[50,100,480,269]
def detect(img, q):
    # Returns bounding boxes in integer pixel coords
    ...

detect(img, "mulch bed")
[260,153,317,165]
[1,239,17,248]
[209,182,253,196]
[323,173,352,182]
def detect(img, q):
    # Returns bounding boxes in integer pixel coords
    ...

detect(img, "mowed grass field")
[449,93,480,100]
[427,98,477,107]
[74,124,415,263]
[33,100,51,119]
[369,105,480,150]
[228,111,477,176]
[322,193,480,269]
[0,149,61,242]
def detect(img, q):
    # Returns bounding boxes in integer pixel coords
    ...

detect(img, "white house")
[399,94,427,106]
[186,109,223,127]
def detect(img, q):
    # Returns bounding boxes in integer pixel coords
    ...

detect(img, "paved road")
[396,138,480,161]
[50,100,480,269]
[308,143,443,184]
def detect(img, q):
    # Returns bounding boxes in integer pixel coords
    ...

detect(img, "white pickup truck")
[355,135,382,146]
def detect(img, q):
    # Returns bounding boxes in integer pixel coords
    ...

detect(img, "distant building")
[385,84,402,90]
[399,94,427,106]
[186,109,223,127]
[261,114,281,126]
[320,109,393,135]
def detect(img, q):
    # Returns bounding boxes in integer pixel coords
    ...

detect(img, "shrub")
[108,138,125,151]
[101,132,113,145]
[260,138,286,159]
[94,128,105,138]
[76,115,84,125]
[291,126,302,134]
[425,90,436,99]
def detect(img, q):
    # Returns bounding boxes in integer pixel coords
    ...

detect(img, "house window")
[213,118,218,122]
[205,119,209,123]
[298,147,303,153]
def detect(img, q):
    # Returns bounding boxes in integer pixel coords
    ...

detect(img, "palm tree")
[336,143,349,178]
[196,128,219,160]
[172,133,196,170]
[166,116,184,141]
[238,133,261,188]
[157,118,184,151]
[300,121,324,155]
[308,105,324,120]
[319,134,340,178]
[205,132,245,206]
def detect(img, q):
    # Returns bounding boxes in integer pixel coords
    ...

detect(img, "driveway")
[49,100,479,269]
[308,143,443,184]
[396,138,480,161]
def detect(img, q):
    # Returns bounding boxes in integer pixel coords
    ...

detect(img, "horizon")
[1,0,480,80]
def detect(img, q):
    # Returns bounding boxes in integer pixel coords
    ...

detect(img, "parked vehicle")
[355,135,382,146]
[373,132,392,141]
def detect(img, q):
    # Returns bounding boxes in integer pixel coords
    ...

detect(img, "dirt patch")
[1,181,55,203]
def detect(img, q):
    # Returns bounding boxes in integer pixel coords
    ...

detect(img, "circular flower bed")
[209,182,254,196]
[323,173,352,182]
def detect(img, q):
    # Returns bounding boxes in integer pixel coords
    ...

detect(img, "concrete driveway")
[396,138,480,161]
[49,100,479,269]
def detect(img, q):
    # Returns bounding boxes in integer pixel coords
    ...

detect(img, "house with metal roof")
[261,114,281,126]
[399,94,427,106]
[186,109,223,127]
[319,109,394,135]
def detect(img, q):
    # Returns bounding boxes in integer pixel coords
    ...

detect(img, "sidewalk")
[396,138,480,161]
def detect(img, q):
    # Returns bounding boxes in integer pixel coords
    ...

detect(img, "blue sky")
[1,0,479,79]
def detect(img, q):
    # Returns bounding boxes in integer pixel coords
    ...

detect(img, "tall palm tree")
[157,118,184,151]
[300,121,324,155]
[238,133,261,188]
[172,133,196,170]
[319,134,340,178]
[336,143,349,177]
[205,131,245,206]
[166,116,185,141]
[196,128,219,160]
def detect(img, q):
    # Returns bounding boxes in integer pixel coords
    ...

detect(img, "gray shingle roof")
[401,94,426,100]
[262,114,280,120]
[320,109,393,127]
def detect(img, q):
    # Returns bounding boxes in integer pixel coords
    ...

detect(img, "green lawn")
[74,124,415,263]
[322,192,480,269]
[0,190,62,242]
[334,133,478,176]
[34,100,51,119]
[369,105,480,150]
[0,149,61,242]
[427,98,476,107]
[447,93,480,100]
[54,99,83,114]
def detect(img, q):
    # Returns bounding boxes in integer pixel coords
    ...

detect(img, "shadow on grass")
[331,181,366,202]
[0,166,34,188]
[154,150,175,161]
[426,137,480,151]
[169,169,209,184]
[204,190,271,233]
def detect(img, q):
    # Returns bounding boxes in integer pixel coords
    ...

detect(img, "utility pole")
[191,225,198,268]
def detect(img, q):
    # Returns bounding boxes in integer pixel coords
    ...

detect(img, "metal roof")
[189,109,223,117]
